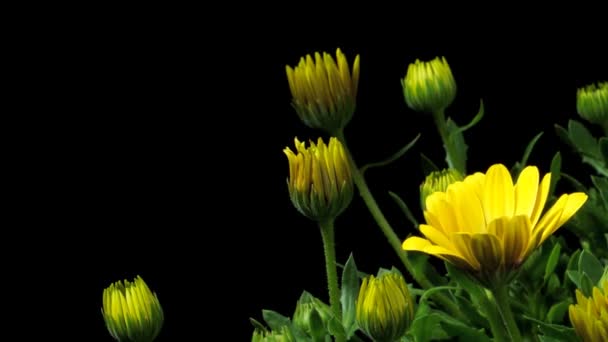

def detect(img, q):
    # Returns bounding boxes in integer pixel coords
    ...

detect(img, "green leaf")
[455,99,485,134]
[568,119,599,158]
[567,249,582,271]
[340,254,358,339]
[580,273,594,297]
[439,315,491,342]
[446,118,468,174]
[561,173,587,192]
[262,310,291,331]
[544,243,561,283]
[546,299,572,324]
[600,137,608,165]
[566,270,582,289]
[308,307,326,342]
[578,250,604,285]
[591,175,608,204]
[512,132,544,179]
[388,191,419,229]
[549,152,562,198]
[523,315,578,341]
[555,124,573,148]
[453,294,488,328]
[360,134,420,175]
[326,313,346,340]
[407,253,448,286]
[445,262,484,301]
[547,273,561,297]
[420,153,439,174]
[581,156,608,177]
[250,317,269,332]
[408,307,447,342]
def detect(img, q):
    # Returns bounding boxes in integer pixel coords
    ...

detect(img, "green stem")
[479,289,511,342]
[432,109,465,174]
[319,219,344,342]
[334,130,465,322]
[490,284,522,342]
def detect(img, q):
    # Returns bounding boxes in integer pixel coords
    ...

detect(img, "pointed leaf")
[578,250,603,285]
[600,137,608,164]
[250,317,268,332]
[455,99,485,134]
[513,132,544,179]
[523,315,578,341]
[420,153,440,174]
[388,191,419,229]
[591,175,608,204]
[554,124,573,147]
[561,173,587,192]
[546,300,571,324]
[446,118,468,174]
[263,310,291,331]
[549,152,562,198]
[544,243,561,283]
[445,262,484,300]
[340,254,358,338]
[568,119,599,157]
[360,134,420,175]
[308,307,326,342]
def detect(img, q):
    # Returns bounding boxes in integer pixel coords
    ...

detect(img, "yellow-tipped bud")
[577,82,608,129]
[102,276,164,342]
[286,48,360,133]
[569,280,608,342]
[420,169,463,211]
[356,272,415,342]
[402,57,457,113]
[251,327,295,342]
[283,137,353,221]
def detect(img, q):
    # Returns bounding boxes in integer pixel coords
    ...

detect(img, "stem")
[319,219,344,342]
[490,284,522,342]
[334,130,466,322]
[431,109,465,174]
[479,290,511,342]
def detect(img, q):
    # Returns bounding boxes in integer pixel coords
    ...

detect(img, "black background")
[40,9,607,341]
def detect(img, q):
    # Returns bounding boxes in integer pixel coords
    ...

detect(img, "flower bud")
[577,82,608,128]
[402,56,457,113]
[420,168,463,211]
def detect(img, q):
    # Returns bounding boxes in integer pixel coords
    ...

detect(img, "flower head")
[420,169,463,211]
[577,82,608,127]
[402,56,457,113]
[284,137,353,221]
[286,48,360,133]
[102,276,163,342]
[252,326,295,342]
[403,164,587,284]
[569,280,608,342]
[356,271,414,342]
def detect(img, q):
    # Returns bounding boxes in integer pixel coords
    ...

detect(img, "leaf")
[438,314,491,342]
[512,132,544,179]
[360,134,420,175]
[445,262,484,301]
[591,175,608,204]
[453,294,488,329]
[578,250,604,285]
[568,119,600,158]
[263,310,292,331]
[407,253,448,286]
[454,99,485,134]
[566,270,582,289]
[388,191,419,229]
[340,254,358,338]
[308,307,326,342]
[555,124,573,148]
[546,299,571,324]
[544,243,561,283]
[408,309,447,342]
[600,137,608,165]
[420,153,440,174]
[561,173,587,192]
[549,152,562,198]
[250,317,269,332]
[581,156,608,177]
[547,273,561,297]
[523,315,578,341]
[446,118,468,174]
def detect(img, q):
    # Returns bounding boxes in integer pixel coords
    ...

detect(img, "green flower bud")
[577,82,608,129]
[293,302,325,340]
[251,327,295,342]
[286,48,360,134]
[420,169,463,211]
[402,57,457,113]
[102,276,163,342]
[356,272,415,342]
[283,137,353,221]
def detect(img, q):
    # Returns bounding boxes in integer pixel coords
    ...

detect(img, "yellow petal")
[402,236,433,251]
[482,164,514,223]
[540,193,588,243]
[451,233,481,271]
[420,224,455,250]
[470,233,503,270]
[530,173,551,227]
[514,166,539,218]
[488,215,531,267]
[447,181,486,233]
[427,196,459,234]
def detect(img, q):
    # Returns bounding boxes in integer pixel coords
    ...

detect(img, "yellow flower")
[102,276,164,342]
[403,164,587,282]
[577,82,607,128]
[284,137,353,221]
[402,56,457,112]
[569,280,608,342]
[356,272,414,342]
[286,48,360,133]
[420,169,463,211]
